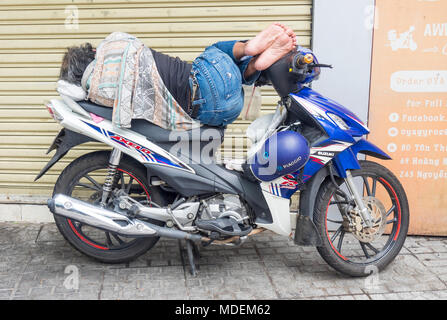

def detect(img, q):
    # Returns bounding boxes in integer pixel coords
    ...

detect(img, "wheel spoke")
[359,242,371,259]
[327,218,343,224]
[330,200,351,205]
[365,243,379,254]
[125,177,134,194]
[363,176,372,196]
[331,226,343,243]
[112,233,125,245]
[371,178,377,197]
[335,189,348,199]
[105,232,113,247]
[386,204,396,217]
[83,174,102,191]
[76,182,100,191]
[387,218,397,225]
[337,230,345,253]
[119,171,125,190]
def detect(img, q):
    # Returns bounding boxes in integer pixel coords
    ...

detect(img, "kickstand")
[185,240,200,276]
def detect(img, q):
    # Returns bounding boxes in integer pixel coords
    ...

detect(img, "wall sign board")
[368,0,447,235]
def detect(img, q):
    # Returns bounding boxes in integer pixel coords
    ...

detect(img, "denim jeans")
[191,40,261,127]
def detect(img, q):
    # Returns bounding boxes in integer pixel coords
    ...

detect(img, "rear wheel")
[53,151,165,264]
[313,160,409,277]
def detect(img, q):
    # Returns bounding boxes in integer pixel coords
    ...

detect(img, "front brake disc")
[350,196,387,243]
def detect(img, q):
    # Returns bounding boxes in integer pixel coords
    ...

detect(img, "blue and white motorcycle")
[38,47,409,277]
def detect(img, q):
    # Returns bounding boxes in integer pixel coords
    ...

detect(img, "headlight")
[327,113,350,130]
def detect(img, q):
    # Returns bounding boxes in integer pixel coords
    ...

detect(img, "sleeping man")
[58,23,297,130]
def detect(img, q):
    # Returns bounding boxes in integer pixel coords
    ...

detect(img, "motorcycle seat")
[77,100,225,144]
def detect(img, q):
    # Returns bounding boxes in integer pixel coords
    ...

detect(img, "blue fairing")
[294,87,370,138]
[276,86,390,195]
[333,139,391,178]
[262,48,390,199]
[350,139,392,160]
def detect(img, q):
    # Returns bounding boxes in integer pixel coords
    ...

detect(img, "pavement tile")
[1,222,447,300]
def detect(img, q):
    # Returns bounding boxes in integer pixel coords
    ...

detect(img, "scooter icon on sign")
[388,26,418,52]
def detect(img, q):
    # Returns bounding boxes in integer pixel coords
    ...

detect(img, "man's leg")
[231,42,260,81]
[211,40,261,85]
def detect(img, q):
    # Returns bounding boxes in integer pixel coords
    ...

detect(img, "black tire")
[53,151,165,264]
[313,160,409,277]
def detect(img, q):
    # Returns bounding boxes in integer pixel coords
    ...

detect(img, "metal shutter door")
[0,0,312,201]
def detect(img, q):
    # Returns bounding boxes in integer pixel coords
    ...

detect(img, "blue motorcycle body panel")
[267,72,390,198]
[293,87,370,138]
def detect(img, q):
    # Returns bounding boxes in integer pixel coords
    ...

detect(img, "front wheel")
[313,160,409,277]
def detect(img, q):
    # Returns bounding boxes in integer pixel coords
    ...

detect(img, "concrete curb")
[0,203,54,223]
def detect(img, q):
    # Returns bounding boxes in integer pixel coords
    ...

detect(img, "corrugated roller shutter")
[0,0,312,201]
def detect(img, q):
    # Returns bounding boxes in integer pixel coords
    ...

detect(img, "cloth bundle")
[61,32,200,130]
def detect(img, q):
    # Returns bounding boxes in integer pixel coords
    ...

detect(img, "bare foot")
[245,23,284,56]
[254,32,294,71]
[274,23,295,38]
[275,22,297,48]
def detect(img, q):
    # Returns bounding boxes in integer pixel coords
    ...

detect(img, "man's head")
[59,43,96,86]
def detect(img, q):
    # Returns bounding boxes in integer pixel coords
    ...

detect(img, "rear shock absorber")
[100,148,122,207]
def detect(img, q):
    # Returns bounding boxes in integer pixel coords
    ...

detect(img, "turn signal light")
[46,103,63,122]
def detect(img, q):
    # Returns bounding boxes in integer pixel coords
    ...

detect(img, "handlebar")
[292,53,333,71]
[295,53,314,67]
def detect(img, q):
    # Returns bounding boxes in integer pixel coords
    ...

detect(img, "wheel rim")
[65,167,152,251]
[324,173,402,264]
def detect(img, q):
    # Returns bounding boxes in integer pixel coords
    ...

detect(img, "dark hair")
[59,43,96,86]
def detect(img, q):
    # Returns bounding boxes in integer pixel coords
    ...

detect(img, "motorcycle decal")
[309,141,352,166]
[266,174,302,198]
[82,121,191,172]
[345,113,370,132]
[292,95,335,124]
[269,183,282,197]
[110,134,158,163]
[279,174,300,189]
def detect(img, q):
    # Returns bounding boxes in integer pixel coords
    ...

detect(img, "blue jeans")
[191,40,261,127]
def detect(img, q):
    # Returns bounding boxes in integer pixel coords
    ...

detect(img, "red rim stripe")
[379,178,402,241]
[68,219,109,250]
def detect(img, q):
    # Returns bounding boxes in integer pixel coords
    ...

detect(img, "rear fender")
[34,129,96,181]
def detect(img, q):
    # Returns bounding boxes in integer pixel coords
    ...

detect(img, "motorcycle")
[37,47,409,277]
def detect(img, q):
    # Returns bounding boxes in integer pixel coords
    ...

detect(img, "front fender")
[332,139,391,178]
[351,139,391,160]
[295,165,332,246]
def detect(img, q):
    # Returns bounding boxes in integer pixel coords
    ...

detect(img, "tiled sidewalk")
[1,222,446,300]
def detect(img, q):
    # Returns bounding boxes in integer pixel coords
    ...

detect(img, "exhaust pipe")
[48,194,203,242]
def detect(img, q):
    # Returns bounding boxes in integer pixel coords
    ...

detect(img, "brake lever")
[312,63,333,69]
